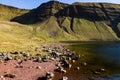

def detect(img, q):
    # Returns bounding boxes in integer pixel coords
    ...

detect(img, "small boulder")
[33,57,42,62]
[72,60,75,63]
[36,66,41,69]
[17,60,23,65]
[99,68,105,72]
[75,67,80,70]
[23,53,30,57]
[12,52,19,54]
[60,76,68,80]
[73,54,80,60]
[61,69,67,73]
[82,62,87,66]
[4,73,15,78]
[0,75,4,79]
[0,52,4,56]
[93,71,101,75]
[45,72,54,80]
[55,67,66,73]
[4,55,13,61]
[56,63,62,67]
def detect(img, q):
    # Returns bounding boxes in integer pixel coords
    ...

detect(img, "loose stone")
[60,76,68,80]
[75,67,80,70]
[45,72,54,80]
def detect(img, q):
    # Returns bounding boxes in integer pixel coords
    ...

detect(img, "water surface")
[56,41,120,80]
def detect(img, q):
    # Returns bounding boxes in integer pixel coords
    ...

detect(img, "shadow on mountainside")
[10,1,120,38]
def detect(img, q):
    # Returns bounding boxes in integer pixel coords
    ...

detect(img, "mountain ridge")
[10,1,68,24]
[1,1,120,41]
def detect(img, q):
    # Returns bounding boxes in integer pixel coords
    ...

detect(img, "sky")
[0,0,120,9]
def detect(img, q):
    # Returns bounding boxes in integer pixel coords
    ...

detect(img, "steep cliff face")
[10,1,120,41]
[56,3,120,21]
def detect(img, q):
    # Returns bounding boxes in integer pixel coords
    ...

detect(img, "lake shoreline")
[0,42,120,80]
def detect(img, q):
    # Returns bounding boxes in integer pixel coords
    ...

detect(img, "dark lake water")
[74,41,120,64]
[55,41,120,80]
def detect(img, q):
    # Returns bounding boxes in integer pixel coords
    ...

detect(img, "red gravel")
[0,60,57,80]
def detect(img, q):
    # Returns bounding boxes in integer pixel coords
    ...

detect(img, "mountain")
[11,1,68,24]
[0,4,28,21]
[1,1,120,41]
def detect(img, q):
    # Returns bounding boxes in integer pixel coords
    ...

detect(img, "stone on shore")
[45,72,54,80]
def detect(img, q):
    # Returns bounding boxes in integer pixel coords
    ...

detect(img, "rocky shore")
[0,43,110,80]
[0,43,74,80]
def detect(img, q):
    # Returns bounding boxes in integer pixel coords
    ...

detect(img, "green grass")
[58,17,119,41]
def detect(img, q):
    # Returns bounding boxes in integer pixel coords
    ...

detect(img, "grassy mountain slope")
[0,4,41,53]
[58,17,118,40]
[0,21,42,53]
[11,1,120,41]
[35,16,77,40]
[56,2,120,40]
[0,4,28,21]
